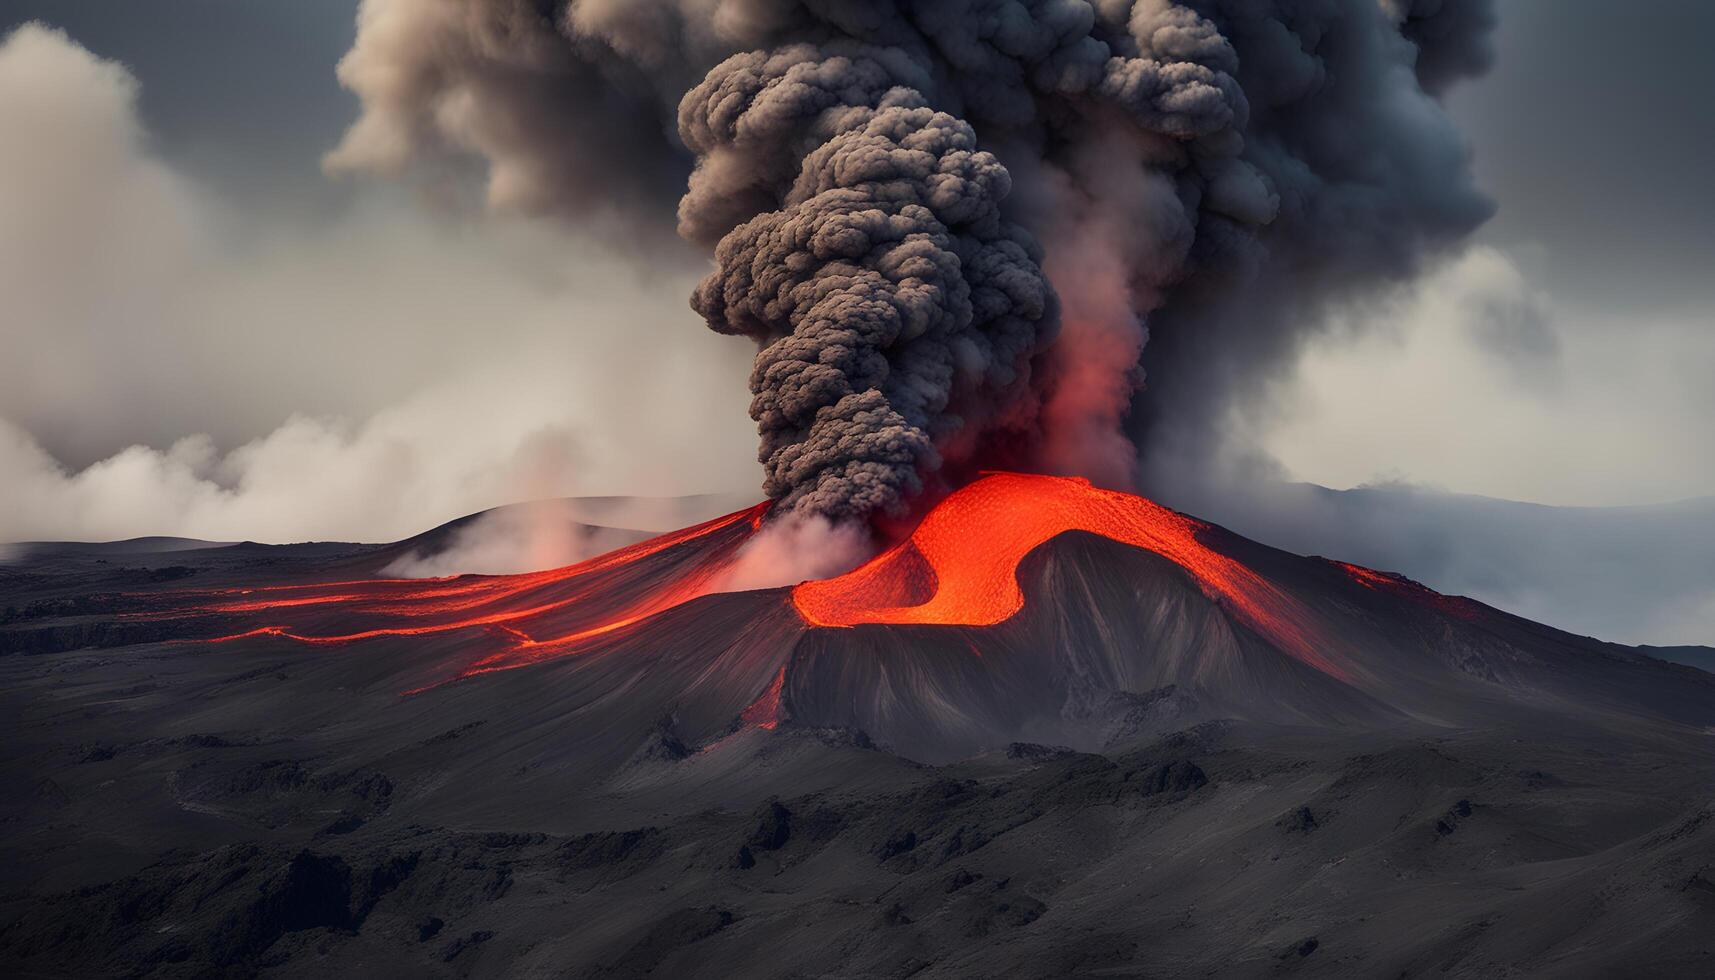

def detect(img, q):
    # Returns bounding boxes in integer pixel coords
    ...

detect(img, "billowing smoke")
[330,0,1495,521]
[381,500,653,578]
[1119,0,1498,497]
[676,47,1060,518]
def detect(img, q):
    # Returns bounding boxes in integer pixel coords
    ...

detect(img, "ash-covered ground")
[2,494,1713,978]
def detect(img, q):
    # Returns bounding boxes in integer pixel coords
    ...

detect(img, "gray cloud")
[1243,247,1715,508]
[0,24,759,543]
[0,0,360,206]
[1179,0,1715,527]
[331,0,1496,522]
[1164,472,1715,648]
[324,0,698,233]
[676,46,1058,518]
[1463,273,1559,390]
[1444,0,1715,316]
[1125,0,1496,494]
[1383,0,1497,94]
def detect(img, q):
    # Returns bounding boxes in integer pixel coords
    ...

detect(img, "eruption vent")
[793,472,1347,679]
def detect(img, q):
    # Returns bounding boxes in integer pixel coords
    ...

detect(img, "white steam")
[380,500,653,578]
[714,515,872,593]
[0,24,758,545]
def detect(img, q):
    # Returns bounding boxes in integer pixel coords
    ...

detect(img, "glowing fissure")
[792,473,1350,681]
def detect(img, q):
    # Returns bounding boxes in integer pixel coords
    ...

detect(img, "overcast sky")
[0,0,1710,548]
[1256,1,1715,506]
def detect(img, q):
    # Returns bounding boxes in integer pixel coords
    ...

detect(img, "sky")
[0,0,1710,549]
[1258,1,1715,507]
[0,2,756,543]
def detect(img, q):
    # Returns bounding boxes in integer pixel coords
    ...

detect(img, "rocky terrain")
[3,479,1712,977]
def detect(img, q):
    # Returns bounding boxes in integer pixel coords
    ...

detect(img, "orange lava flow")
[1334,560,1481,621]
[793,473,1349,681]
[137,473,1370,690]
[452,557,740,679]
[145,503,770,684]
[1334,561,1400,592]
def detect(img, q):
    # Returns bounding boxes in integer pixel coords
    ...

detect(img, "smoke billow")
[716,511,873,592]
[331,0,1495,522]
[380,500,653,578]
[677,47,1057,518]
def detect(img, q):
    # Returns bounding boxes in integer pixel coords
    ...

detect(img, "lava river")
[132,503,770,682]
[794,473,1350,681]
[134,473,1352,686]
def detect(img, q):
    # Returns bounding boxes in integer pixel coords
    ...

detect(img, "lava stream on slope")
[133,503,769,681]
[792,473,1351,681]
[132,473,1364,685]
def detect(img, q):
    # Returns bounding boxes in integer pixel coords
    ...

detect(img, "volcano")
[23,473,1708,761]
[3,474,1713,977]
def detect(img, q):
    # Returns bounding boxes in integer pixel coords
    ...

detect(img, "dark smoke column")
[675,46,1055,520]
[328,1,1497,524]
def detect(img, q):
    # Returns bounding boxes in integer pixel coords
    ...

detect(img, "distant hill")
[1637,645,1715,673]
[1163,480,1715,649]
[4,536,236,556]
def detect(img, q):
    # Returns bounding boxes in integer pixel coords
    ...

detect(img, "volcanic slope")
[6,474,1715,761]
[3,474,1714,977]
[10,473,1708,763]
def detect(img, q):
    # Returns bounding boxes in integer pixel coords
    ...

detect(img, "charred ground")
[2,477,1713,977]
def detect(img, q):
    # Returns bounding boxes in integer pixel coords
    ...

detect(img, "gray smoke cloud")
[676,46,1056,517]
[1120,0,1496,494]
[324,0,693,226]
[330,0,1495,521]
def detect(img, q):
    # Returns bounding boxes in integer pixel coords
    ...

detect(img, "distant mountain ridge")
[9,481,1712,647]
[1161,480,1715,648]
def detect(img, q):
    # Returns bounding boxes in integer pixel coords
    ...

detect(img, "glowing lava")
[140,503,769,683]
[793,473,1350,681]
[1335,560,1481,621]
[138,473,1363,689]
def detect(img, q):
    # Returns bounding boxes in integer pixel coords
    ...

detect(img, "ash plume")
[676,46,1056,518]
[330,0,1495,521]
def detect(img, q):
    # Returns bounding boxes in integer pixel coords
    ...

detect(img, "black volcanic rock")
[585,906,736,979]
[3,493,1715,977]
[747,801,792,852]
[877,829,919,861]
[1130,760,1209,795]
[1005,742,1076,761]
[1277,806,1319,834]
[629,727,693,765]
[558,830,665,878]
[441,929,495,962]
